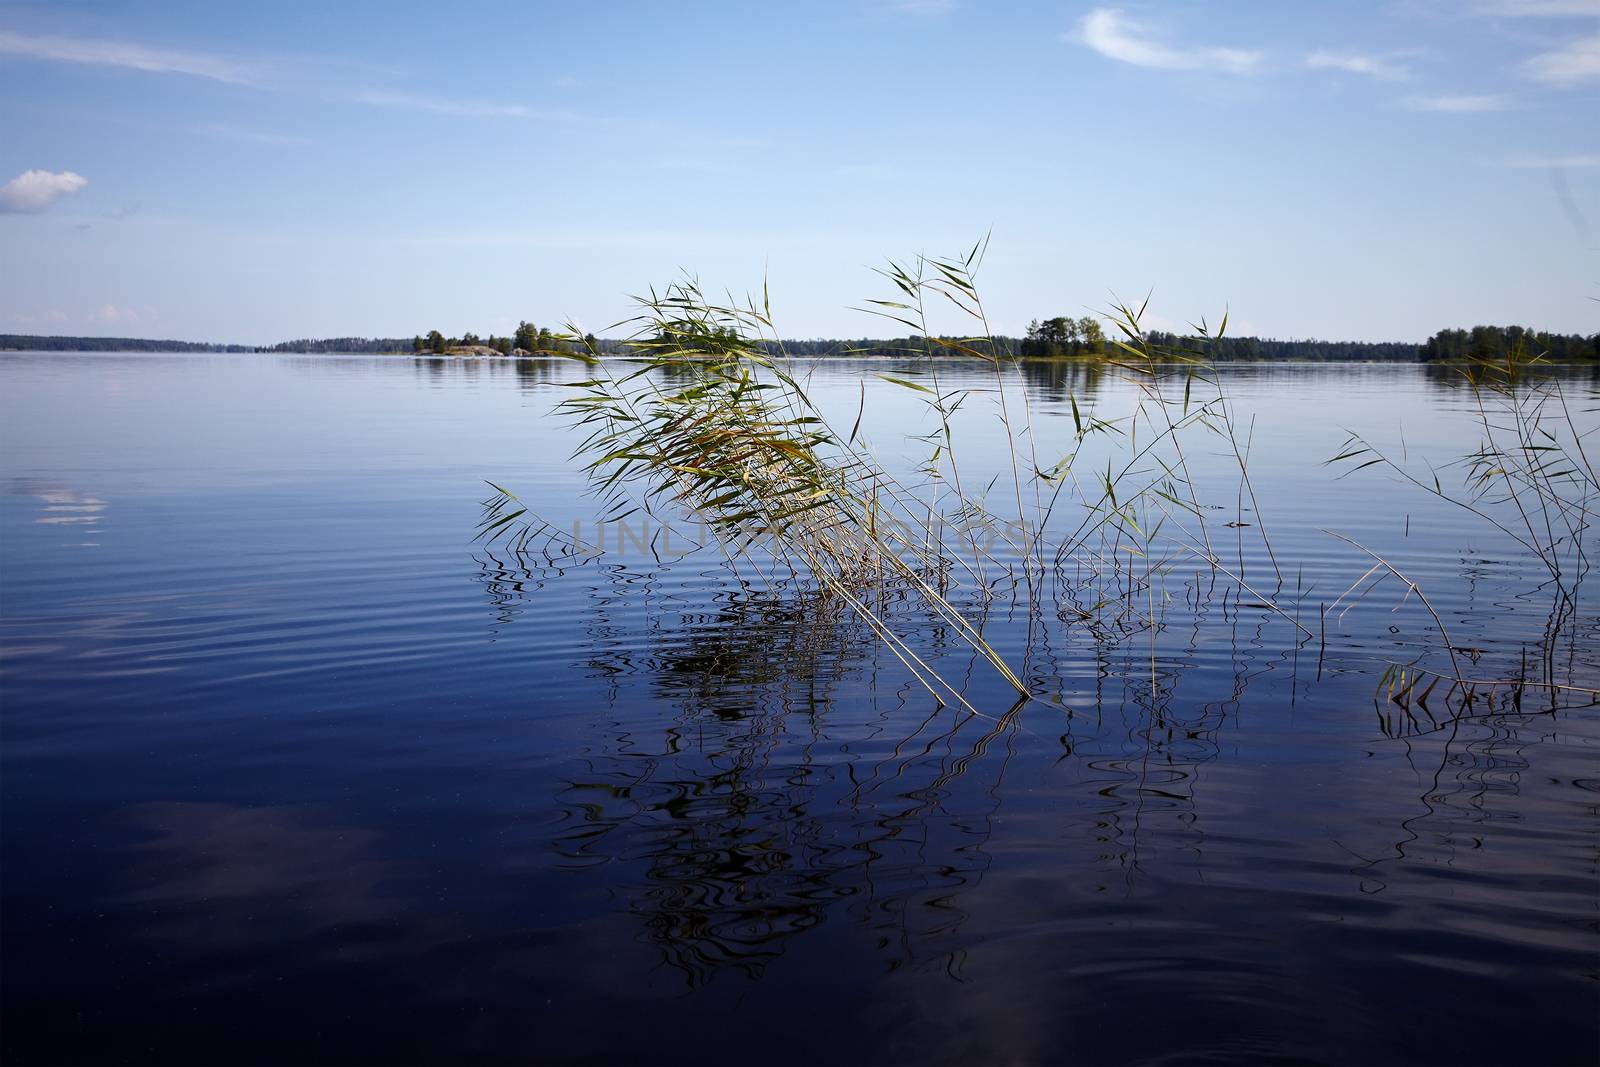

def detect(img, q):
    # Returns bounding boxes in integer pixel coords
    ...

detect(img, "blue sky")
[0,0,1596,344]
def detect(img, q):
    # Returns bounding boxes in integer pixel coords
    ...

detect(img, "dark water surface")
[2,354,1596,1065]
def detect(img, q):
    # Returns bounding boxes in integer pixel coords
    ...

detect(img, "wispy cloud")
[892,0,957,12]
[1524,33,1600,85]
[1305,50,1412,80]
[1474,0,1600,15]
[1405,92,1514,111]
[1504,152,1600,166]
[0,169,88,213]
[89,303,147,324]
[0,28,261,85]
[0,29,551,119]
[6,310,69,325]
[1072,8,1261,74]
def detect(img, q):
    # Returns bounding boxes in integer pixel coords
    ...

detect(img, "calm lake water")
[2,353,1597,1065]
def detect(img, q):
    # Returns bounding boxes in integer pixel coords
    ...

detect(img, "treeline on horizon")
[3,323,1596,362]
[0,335,255,353]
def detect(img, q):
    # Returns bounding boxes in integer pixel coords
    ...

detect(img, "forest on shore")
[3,323,1595,362]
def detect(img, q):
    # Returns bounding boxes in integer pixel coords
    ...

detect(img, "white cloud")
[1474,0,1600,15]
[0,169,89,213]
[894,0,957,13]
[1405,92,1513,111]
[1524,33,1600,85]
[1073,8,1261,74]
[0,29,259,84]
[88,304,152,325]
[1505,153,1600,166]
[1305,50,1412,80]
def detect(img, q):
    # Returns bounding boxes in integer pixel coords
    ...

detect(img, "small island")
[410,322,599,357]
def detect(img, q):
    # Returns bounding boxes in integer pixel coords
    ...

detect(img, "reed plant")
[1329,340,1596,704]
[479,246,1597,725]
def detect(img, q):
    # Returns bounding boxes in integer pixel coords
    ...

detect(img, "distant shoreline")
[7,348,1600,368]
[3,329,1596,364]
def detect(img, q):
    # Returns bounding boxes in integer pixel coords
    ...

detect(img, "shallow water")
[2,353,1596,1065]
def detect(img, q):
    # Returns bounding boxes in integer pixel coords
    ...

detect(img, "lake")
[2,353,1596,1065]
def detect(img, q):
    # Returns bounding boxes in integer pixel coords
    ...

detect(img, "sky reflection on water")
[1,354,1596,1065]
